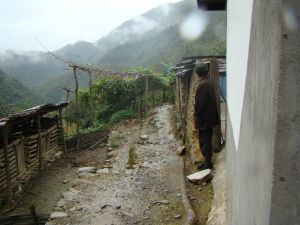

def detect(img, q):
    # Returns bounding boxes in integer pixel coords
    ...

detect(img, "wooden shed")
[0,103,68,206]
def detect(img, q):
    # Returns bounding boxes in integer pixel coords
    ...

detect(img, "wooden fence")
[0,124,61,198]
[66,129,108,151]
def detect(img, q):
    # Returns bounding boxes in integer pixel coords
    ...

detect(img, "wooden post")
[37,115,43,171]
[177,76,183,131]
[145,76,149,115]
[139,96,142,126]
[88,71,94,126]
[13,144,19,177]
[30,205,38,225]
[67,91,70,102]
[135,79,142,126]
[58,108,67,153]
[183,76,190,143]
[135,79,138,112]
[88,71,92,98]
[73,67,80,151]
[2,124,12,205]
[151,90,155,108]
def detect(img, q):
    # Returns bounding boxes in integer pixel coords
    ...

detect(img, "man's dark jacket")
[195,79,220,130]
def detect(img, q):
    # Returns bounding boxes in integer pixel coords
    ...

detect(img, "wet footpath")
[47,105,185,225]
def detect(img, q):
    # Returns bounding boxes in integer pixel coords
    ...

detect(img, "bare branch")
[34,37,153,78]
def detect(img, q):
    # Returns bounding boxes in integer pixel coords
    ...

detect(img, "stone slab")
[50,212,68,219]
[187,169,212,183]
[77,167,97,173]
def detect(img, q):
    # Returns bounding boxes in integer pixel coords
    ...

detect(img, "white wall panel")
[227,0,253,148]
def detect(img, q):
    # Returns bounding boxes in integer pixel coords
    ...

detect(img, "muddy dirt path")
[46,104,185,225]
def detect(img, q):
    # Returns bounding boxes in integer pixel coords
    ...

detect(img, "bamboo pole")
[135,79,138,112]
[58,108,67,153]
[63,86,73,103]
[2,125,12,205]
[73,67,80,151]
[139,96,142,126]
[30,205,38,225]
[88,71,94,126]
[66,91,70,102]
[37,115,43,171]
[183,76,189,144]
[177,76,183,128]
[145,76,149,115]
[88,71,92,98]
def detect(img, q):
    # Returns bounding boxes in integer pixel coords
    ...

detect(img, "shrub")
[79,123,108,135]
[109,108,137,124]
[111,134,124,149]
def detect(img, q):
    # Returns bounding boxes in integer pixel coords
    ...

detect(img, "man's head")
[195,63,209,78]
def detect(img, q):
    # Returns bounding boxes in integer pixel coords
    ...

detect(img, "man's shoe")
[197,162,208,171]
[207,162,214,169]
[197,161,213,171]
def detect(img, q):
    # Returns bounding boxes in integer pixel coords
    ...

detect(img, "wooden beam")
[134,79,138,112]
[139,96,142,126]
[62,86,73,102]
[177,77,183,131]
[58,109,67,153]
[37,115,43,171]
[88,71,95,126]
[2,125,12,205]
[183,76,190,144]
[145,76,149,115]
[30,205,39,225]
[73,67,80,151]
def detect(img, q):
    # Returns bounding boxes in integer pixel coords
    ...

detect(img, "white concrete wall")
[227,0,253,147]
[226,0,300,224]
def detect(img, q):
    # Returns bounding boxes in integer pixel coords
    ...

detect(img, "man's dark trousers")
[198,129,213,164]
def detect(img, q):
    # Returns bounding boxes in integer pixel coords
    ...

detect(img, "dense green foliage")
[0,68,38,117]
[109,108,138,124]
[64,67,175,135]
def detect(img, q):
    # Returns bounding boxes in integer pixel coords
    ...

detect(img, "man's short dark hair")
[195,63,209,77]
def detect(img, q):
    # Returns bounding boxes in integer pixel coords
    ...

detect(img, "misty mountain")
[42,0,198,64]
[0,50,65,89]
[55,41,100,63]
[0,0,226,104]
[35,70,90,103]
[94,0,197,61]
[0,67,38,116]
[98,11,226,71]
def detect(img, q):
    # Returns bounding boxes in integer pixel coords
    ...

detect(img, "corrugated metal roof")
[0,102,68,126]
[175,56,226,77]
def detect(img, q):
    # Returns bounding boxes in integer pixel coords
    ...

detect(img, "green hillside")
[0,0,226,104]
[98,11,226,72]
[0,68,38,117]
[0,51,65,89]
[35,70,90,103]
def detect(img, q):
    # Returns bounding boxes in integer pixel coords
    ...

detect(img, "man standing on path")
[194,62,220,170]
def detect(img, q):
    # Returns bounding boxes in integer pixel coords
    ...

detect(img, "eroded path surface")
[48,105,184,225]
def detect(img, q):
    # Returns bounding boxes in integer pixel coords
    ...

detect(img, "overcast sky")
[0,0,181,52]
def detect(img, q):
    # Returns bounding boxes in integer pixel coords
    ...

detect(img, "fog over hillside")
[0,0,226,104]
